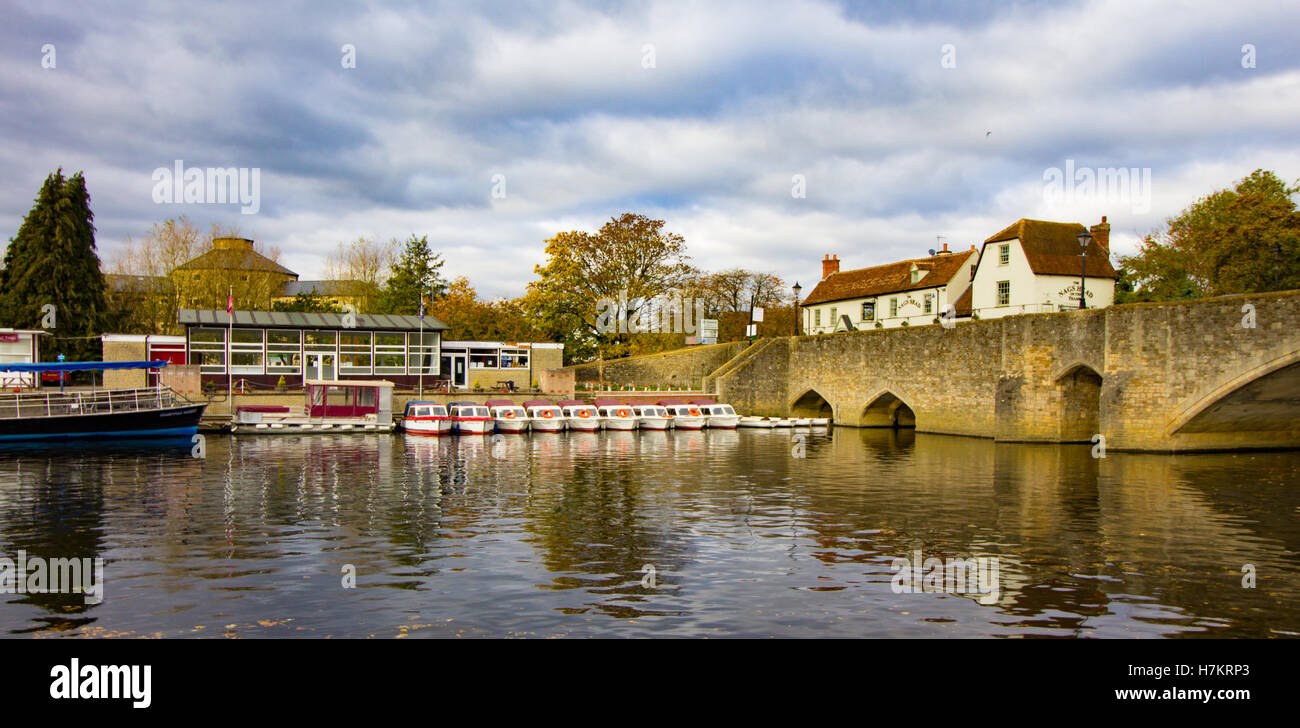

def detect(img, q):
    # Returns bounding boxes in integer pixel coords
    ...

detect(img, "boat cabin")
[306,380,394,423]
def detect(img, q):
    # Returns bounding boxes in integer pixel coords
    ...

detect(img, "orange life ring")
[505,411,516,419]
[578,410,591,418]
[542,410,554,419]
[617,408,630,418]
[689,408,701,417]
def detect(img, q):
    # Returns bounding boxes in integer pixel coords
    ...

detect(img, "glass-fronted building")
[178,309,448,387]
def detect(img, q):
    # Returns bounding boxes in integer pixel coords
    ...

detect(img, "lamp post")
[1076,230,1092,309]
[792,282,802,336]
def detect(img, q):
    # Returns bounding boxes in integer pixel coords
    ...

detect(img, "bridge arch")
[1055,363,1102,442]
[790,388,833,418]
[1167,349,1300,435]
[860,391,916,428]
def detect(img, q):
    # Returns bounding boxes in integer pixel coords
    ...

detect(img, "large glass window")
[374,332,405,374]
[189,328,226,374]
[230,329,264,375]
[499,348,529,369]
[267,329,301,374]
[407,333,439,374]
[469,349,498,369]
[997,280,1011,306]
[340,331,372,375]
[999,244,1010,265]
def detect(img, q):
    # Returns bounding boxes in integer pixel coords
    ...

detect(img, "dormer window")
[910,264,926,284]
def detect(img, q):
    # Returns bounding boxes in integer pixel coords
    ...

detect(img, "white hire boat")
[486,398,529,433]
[594,399,638,431]
[737,416,776,428]
[659,400,706,430]
[691,400,740,429]
[523,399,565,432]
[449,402,493,434]
[810,417,832,427]
[402,401,454,436]
[559,400,601,432]
[631,405,672,430]
[770,418,795,428]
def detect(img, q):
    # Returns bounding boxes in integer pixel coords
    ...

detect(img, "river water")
[0,429,1296,638]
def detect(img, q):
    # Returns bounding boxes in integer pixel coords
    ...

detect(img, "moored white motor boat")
[449,402,493,434]
[737,416,776,428]
[559,400,602,432]
[810,417,832,426]
[690,399,740,429]
[486,398,530,433]
[594,399,638,430]
[631,404,672,430]
[659,400,706,430]
[770,418,795,428]
[401,401,453,436]
[523,399,566,432]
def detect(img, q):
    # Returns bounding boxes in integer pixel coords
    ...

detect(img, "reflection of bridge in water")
[715,291,1300,451]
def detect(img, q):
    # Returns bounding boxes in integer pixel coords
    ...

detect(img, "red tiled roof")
[984,219,1117,279]
[801,250,976,306]
[952,286,973,317]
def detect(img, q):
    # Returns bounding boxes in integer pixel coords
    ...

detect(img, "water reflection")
[0,429,1295,638]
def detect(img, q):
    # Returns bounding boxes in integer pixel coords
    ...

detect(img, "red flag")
[227,288,234,316]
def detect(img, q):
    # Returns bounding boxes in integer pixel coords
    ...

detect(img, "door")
[439,354,467,388]
[305,353,336,383]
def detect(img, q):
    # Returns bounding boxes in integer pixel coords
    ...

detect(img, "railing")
[0,386,188,420]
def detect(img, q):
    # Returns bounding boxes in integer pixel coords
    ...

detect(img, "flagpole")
[418,294,424,398]
[227,287,234,421]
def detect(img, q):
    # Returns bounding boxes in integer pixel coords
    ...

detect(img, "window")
[230,329,264,375]
[500,348,529,369]
[339,331,372,375]
[189,328,226,374]
[469,349,498,369]
[374,332,405,374]
[890,298,898,317]
[829,307,837,326]
[814,309,821,327]
[267,329,301,374]
[999,244,1010,265]
[924,294,933,314]
[910,264,921,284]
[970,264,977,280]
[861,301,875,321]
[407,332,439,374]
[997,280,1011,306]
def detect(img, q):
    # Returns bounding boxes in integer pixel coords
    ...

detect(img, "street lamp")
[792,282,802,336]
[1076,230,1092,309]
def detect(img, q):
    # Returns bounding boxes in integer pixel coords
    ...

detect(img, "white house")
[971,217,1117,318]
[800,244,980,334]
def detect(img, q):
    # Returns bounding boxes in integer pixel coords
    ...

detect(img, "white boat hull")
[704,415,740,429]
[494,418,529,433]
[404,419,453,435]
[455,420,493,434]
[637,418,670,430]
[530,418,565,432]
[737,417,775,428]
[602,419,637,431]
[671,417,706,430]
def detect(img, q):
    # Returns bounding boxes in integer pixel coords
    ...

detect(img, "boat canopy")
[0,360,168,373]
[522,399,556,408]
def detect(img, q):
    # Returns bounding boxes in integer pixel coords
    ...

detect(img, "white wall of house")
[971,239,1114,318]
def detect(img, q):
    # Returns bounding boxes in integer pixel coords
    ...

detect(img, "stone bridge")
[709,290,1300,452]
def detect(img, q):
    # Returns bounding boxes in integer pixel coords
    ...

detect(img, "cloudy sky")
[3,0,1298,299]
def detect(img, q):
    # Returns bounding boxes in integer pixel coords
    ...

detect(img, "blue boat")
[0,361,206,442]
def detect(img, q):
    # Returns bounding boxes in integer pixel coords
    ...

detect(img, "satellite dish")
[928,249,936,256]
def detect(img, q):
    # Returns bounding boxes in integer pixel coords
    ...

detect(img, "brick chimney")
[822,254,840,279]
[1089,216,1110,255]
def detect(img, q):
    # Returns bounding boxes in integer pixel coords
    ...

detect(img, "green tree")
[271,290,345,313]
[524,213,696,363]
[375,235,446,315]
[1119,169,1300,300]
[0,169,107,361]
